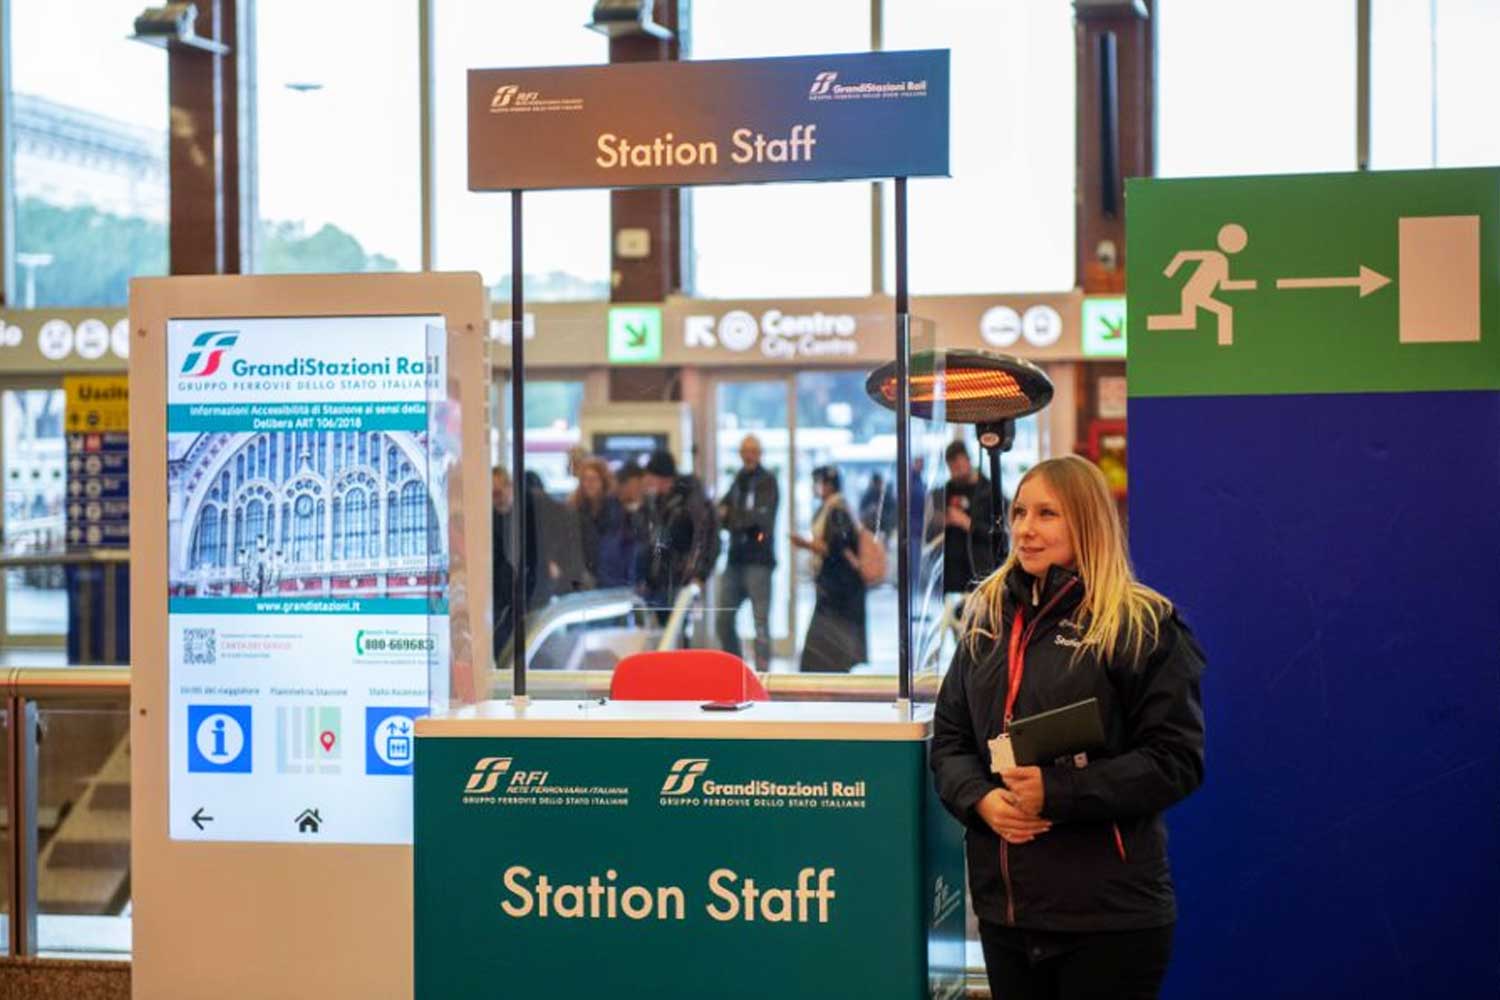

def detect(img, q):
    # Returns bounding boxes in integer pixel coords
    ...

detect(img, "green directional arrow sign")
[608,306,663,364]
[1082,296,1127,358]
[1126,167,1500,397]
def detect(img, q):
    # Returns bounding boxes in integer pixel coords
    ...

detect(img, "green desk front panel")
[414,726,964,998]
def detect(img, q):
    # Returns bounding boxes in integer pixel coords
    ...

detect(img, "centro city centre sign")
[684,309,859,359]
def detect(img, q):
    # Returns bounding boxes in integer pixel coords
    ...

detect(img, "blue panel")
[1128,391,1500,999]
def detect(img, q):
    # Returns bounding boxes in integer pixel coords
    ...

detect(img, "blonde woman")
[931,455,1205,1000]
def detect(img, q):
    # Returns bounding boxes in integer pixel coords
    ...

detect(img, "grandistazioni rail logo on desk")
[460,756,629,809]
[657,757,868,811]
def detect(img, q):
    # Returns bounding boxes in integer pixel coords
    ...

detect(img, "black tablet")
[1008,698,1107,767]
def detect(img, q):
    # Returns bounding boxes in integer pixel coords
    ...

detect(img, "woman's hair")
[962,455,1171,665]
[570,457,615,513]
[813,465,842,492]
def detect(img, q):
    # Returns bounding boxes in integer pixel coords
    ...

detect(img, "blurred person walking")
[491,467,537,656]
[930,440,998,594]
[714,434,779,672]
[571,457,635,589]
[791,466,866,672]
[858,471,897,540]
[639,450,719,627]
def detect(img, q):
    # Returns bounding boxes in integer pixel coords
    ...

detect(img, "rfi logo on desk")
[464,757,514,795]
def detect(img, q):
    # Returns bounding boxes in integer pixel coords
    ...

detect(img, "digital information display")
[165,315,447,844]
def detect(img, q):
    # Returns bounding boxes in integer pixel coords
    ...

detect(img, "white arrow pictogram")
[1274,266,1391,298]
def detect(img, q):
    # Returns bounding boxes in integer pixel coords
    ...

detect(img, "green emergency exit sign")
[1126,167,1499,397]
[608,306,663,364]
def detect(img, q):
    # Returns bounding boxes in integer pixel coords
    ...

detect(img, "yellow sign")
[64,375,129,433]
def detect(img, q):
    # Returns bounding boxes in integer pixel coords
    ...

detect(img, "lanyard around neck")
[1004,607,1027,727]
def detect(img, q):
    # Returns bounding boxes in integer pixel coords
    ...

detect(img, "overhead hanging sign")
[468,50,949,191]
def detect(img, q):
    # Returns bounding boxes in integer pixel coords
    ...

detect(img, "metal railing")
[4,665,130,957]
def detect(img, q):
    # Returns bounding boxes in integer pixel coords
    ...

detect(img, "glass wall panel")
[433,1,610,300]
[494,379,585,496]
[883,0,1075,295]
[3,389,66,637]
[1372,0,1500,169]
[1157,0,1356,177]
[35,702,131,957]
[7,0,167,306]
[688,0,872,297]
[491,328,627,693]
[1430,0,1500,166]
[254,1,420,273]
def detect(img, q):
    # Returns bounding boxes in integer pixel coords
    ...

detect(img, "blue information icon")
[188,705,253,773]
[366,707,428,775]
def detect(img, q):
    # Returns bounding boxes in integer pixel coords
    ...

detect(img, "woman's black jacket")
[930,565,1206,932]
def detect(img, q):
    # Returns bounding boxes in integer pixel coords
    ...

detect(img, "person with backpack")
[790,465,866,672]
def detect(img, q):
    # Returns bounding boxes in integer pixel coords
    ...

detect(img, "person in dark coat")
[931,455,1206,1000]
[571,457,634,589]
[611,464,648,588]
[638,450,718,624]
[714,434,779,671]
[858,471,897,539]
[928,440,999,594]
[491,467,537,658]
[790,466,866,672]
[524,469,587,600]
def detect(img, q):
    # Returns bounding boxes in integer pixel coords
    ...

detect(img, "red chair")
[609,650,770,702]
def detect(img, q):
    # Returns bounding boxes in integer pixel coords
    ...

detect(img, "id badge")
[987,733,1017,774]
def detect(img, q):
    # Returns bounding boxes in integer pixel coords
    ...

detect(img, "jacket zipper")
[1112,823,1127,862]
[998,577,1079,926]
[1001,841,1015,924]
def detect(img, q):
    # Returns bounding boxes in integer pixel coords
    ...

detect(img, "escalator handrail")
[496,586,648,670]
[654,581,703,652]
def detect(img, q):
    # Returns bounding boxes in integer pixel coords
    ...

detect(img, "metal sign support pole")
[894,176,911,706]
[510,190,528,703]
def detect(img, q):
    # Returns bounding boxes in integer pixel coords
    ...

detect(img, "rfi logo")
[463,756,513,795]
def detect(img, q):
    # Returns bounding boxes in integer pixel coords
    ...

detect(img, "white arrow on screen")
[1275,266,1392,297]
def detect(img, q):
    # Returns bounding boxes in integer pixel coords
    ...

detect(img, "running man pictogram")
[1147,223,1258,346]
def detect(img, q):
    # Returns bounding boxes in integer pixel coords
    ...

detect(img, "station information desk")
[414,700,966,998]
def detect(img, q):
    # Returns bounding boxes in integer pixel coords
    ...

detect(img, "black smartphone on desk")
[701,700,755,712]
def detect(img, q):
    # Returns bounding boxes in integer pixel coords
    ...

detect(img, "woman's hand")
[976,788,1052,844]
[1000,766,1045,816]
[789,533,826,555]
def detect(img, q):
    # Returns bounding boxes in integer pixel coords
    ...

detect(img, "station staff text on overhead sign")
[467,50,949,191]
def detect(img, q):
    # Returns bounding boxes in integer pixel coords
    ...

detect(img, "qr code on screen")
[183,628,216,665]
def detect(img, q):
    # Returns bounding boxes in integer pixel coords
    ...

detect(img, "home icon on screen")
[295,808,322,834]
